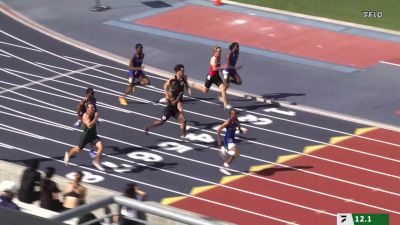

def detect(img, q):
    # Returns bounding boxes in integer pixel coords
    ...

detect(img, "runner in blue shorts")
[217,108,244,175]
[119,43,151,105]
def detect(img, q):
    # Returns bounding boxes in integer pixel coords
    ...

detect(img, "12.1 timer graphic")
[337,214,389,225]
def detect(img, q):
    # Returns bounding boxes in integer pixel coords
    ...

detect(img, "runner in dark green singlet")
[64,103,105,171]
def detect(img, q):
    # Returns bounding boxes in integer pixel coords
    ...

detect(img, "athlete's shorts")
[223,137,236,150]
[78,135,101,149]
[128,70,144,84]
[161,105,180,121]
[222,69,237,80]
[204,74,223,89]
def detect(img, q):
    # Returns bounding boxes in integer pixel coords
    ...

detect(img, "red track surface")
[135,5,400,68]
[169,128,400,225]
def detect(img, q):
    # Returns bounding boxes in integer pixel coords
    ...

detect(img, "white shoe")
[92,161,105,171]
[180,135,187,142]
[223,162,230,168]
[159,97,168,103]
[219,167,232,175]
[73,119,82,128]
[224,104,232,110]
[64,152,69,166]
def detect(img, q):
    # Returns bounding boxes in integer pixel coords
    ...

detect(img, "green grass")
[232,0,400,31]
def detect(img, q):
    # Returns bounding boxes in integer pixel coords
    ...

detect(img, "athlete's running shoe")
[64,152,70,166]
[92,160,105,171]
[73,119,82,128]
[219,167,231,175]
[119,97,128,106]
[159,97,168,103]
[224,104,233,110]
[88,150,97,159]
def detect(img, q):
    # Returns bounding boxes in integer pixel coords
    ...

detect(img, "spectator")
[0,180,19,211]
[63,171,86,209]
[18,159,41,203]
[119,183,147,225]
[40,167,63,212]
[77,212,101,225]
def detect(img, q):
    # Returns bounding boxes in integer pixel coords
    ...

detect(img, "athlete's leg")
[225,145,240,166]
[177,101,183,112]
[139,75,151,85]
[144,120,165,134]
[218,83,230,108]
[177,113,187,138]
[94,139,104,164]
[233,73,242,85]
[191,82,208,94]
[64,146,81,165]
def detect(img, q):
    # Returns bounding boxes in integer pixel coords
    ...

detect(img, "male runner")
[222,42,242,88]
[145,79,187,140]
[119,43,150,106]
[217,108,244,175]
[191,46,231,109]
[64,103,105,171]
[160,64,191,112]
[74,87,97,127]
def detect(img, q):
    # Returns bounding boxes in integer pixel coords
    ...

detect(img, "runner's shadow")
[253,166,313,176]
[189,121,221,130]
[107,146,143,156]
[5,157,63,166]
[262,93,306,100]
[101,161,179,174]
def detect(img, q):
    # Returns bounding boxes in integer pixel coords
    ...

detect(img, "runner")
[222,42,242,89]
[160,64,191,112]
[119,43,150,106]
[74,87,97,128]
[191,46,231,109]
[64,103,105,171]
[145,79,187,140]
[216,108,244,175]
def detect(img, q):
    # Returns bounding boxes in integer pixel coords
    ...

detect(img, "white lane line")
[10,59,400,165]
[0,58,101,95]
[62,56,400,150]
[0,41,42,52]
[3,109,400,216]
[3,68,400,181]
[0,139,297,225]
[0,53,11,58]
[380,61,400,67]
[4,79,400,199]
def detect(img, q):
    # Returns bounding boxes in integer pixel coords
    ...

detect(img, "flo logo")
[362,11,383,18]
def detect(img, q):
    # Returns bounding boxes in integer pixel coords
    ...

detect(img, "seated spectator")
[0,180,19,211]
[63,171,86,209]
[118,183,147,225]
[77,212,101,225]
[18,159,41,203]
[40,167,63,212]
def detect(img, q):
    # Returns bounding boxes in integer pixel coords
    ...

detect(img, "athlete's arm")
[82,112,98,128]
[225,52,233,69]
[216,120,229,146]
[237,121,244,134]
[183,75,192,96]
[76,99,86,117]
[163,79,172,97]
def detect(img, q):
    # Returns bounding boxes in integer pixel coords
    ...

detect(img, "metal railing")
[51,195,233,225]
